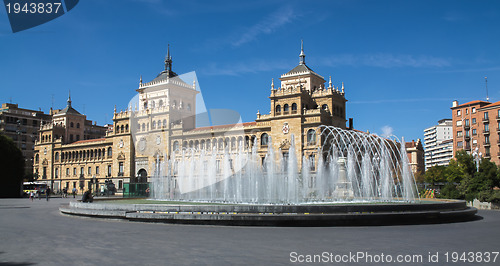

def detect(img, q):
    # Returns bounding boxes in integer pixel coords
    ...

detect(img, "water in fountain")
[151,126,419,204]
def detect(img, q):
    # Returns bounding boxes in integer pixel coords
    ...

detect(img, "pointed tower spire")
[67,90,72,107]
[299,40,305,65]
[164,44,173,73]
[329,76,332,88]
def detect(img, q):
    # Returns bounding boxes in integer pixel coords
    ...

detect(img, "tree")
[457,158,500,202]
[0,134,25,198]
[424,165,446,187]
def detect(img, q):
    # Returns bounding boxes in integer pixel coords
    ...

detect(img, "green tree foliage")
[0,134,25,197]
[458,159,500,202]
[424,165,447,185]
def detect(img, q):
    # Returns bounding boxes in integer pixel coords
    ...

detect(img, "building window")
[457,110,461,116]
[484,112,489,119]
[118,180,123,189]
[119,162,124,176]
[76,123,80,128]
[275,105,281,114]
[307,129,316,145]
[472,107,476,113]
[465,130,470,137]
[472,129,477,135]
[309,154,315,171]
[152,121,156,129]
[284,104,289,112]
[472,118,476,124]
[457,141,463,148]
[73,168,76,176]
[291,103,297,112]
[42,167,47,179]
[456,120,462,126]
[70,122,74,128]
[96,166,99,175]
[322,104,328,110]
[173,141,179,151]
[261,133,269,146]
[66,168,69,176]
[80,167,84,175]
[485,135,490,144]
[465,119,469,126]
[88,167,92,175]
[55,168,59,178]
[107,165,112,177]
[465,108,469,114]
[107,147,112,157]
[457,131,462,137]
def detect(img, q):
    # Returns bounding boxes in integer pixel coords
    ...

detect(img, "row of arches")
[115,124,129,134]
[275,103,298,114]
[137,119,168,132]
[53,147,113,162]
[171,129,318,153]
[172,135,258,152]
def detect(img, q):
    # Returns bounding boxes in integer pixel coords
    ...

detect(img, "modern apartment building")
[423,119,453,170]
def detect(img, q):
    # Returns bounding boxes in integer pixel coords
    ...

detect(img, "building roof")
[479,101,500,109]
[453,100,490,108]
[71,138,107,145]
[189,122,257,132]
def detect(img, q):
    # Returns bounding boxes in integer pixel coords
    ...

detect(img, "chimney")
[348,118,353,130]
[452,100,458,108]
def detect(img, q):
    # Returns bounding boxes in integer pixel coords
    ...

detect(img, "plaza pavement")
[0,197,499,266]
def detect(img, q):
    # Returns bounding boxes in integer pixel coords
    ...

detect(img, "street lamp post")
[472,147,482,172]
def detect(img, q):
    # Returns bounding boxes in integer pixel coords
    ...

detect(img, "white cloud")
[380,125,394,138]
[231,6,296,47]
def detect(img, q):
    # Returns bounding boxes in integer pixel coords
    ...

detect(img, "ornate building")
[34,44,349,193]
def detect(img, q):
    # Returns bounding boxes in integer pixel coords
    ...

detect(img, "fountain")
[151,126,418,204]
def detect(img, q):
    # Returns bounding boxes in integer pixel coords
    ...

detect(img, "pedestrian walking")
[30,191,34,201]
[72,187,77,198]
[46,187,51,201]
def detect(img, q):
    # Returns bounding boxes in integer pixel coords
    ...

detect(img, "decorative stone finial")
[329,76,332,88]
[271,78,274,89]
[140,75,142,84]
[193,79,196,90]
[341,82,345,94]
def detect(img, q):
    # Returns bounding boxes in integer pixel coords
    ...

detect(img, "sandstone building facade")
[33,45,352,193]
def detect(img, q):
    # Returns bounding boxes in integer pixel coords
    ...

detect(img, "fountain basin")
[60,199,478,226]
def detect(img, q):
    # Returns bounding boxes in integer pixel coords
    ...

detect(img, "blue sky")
[1,0,499,142]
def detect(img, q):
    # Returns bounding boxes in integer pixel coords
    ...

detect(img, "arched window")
[107,147,112,157]
[206,139,211,150]
[125,124,129,132]
[55,152,59,161]
[291,103,297,112]
[157,120,161,128]
[152,121,156,129]
[284,104,289,112]
[144,102,148,109]
[163,119,167,128]
[159,100,164,107]
[35,154,39,163]
[276,105,281,114]
[120,125,124,132]
[322,104,328,111]
[151,101,155,109]
[261,133,269,146]
[173,141,179,151]
[70,122,74,128]
[142,123,145,132]
[307,129,316,145]
[76,123,80,128]
[218,138,224,150]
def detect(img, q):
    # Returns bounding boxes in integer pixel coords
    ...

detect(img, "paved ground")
[1,198,499,266]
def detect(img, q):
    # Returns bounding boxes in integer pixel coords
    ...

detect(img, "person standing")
[72,187,76,198]
[46,187,51,201]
